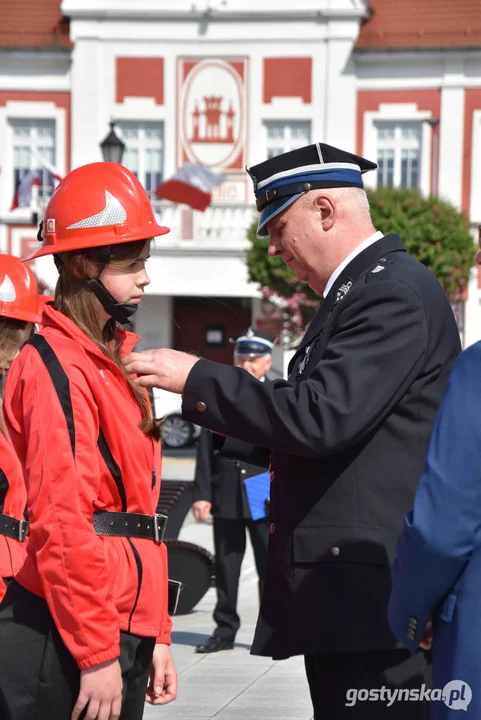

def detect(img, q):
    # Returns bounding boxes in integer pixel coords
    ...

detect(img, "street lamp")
[100,121,125,164]
[423,117,440,197]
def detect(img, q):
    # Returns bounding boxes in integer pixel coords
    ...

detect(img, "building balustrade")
[152,201,255,247]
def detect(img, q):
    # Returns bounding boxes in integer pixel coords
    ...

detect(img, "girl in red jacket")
[0,163,177,720]
[0,255,40,601]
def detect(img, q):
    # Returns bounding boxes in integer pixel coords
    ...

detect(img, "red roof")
[357,0,481,49]
[1,0,478,52]
[0,0,71,49]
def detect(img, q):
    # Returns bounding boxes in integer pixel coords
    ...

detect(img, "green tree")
[366,187,474,301]
[247,187,475,347]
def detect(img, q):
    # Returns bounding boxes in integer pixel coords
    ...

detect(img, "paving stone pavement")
[145,461,313,719]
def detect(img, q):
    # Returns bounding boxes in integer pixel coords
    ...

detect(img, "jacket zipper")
[126,538,143,632]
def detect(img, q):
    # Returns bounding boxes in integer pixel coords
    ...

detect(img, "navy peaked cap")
[230,327,276,356]
[247,142,377,237]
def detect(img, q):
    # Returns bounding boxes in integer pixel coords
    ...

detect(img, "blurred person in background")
[193,328,276,653]
[0,255,40,602]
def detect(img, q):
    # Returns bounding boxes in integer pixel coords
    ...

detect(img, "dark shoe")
[195,635,234,653]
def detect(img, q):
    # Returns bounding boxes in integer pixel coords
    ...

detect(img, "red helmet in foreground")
[25,162,170,261]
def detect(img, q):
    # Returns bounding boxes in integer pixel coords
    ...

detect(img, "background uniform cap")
[0,254,41,323]
[231,327,276,356]
[247,142,377,237]
[24,162,170,261]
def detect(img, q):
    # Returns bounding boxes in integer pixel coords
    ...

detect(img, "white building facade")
[0,0,480,363]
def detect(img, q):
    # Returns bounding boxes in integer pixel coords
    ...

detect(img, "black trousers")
[304,648,432,720]
[0,580,156,720]
[213,516,269,641]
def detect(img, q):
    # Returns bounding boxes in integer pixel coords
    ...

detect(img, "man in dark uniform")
[124,142,461,719]
[193,329,276,654]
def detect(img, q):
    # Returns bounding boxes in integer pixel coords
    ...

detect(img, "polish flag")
[10,169,42,210]
[155,163,225,212]
[32,150,63,189]
[10,154,63,211]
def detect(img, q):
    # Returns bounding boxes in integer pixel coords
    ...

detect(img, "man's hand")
[123,349,199,394]
[71,658,122,720]
[419,619,432,650]
[146,644,178,706]
[192,501,212,522]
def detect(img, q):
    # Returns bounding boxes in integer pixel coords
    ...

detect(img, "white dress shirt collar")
[323,230,384,299]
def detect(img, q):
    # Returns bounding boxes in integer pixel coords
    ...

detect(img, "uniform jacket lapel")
[288,234,406,379]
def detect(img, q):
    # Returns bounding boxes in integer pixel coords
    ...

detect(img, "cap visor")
[257,193,303,238]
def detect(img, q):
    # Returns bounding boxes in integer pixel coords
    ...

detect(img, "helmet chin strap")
[88,245,138,325]
[86,277,138,325]
[53,245,139,325]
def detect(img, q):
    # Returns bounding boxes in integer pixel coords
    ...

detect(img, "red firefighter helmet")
[0,255,41,323]
[25,162,170,261]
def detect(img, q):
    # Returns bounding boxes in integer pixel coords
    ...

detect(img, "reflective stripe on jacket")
[3,304,171,669]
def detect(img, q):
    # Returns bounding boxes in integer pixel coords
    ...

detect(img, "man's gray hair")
[333,186,371,216]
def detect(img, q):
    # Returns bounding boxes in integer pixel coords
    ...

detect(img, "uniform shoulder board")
[366,257,393,283]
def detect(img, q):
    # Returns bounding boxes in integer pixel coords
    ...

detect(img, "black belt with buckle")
[93,511,168,543]
[0,514,28,543]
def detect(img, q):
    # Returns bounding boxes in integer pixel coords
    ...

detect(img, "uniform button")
[331,546,340,556]
[195,401,207,413]
[407,631,416,641]
[241,469,246,475]
[269,523,276,534]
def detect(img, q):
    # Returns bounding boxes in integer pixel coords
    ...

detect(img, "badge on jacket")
[335,280,353,303]
[297,345,311,376]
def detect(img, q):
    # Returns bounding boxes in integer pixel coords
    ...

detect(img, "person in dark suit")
[123,142,461,719]
[192,329,275,654]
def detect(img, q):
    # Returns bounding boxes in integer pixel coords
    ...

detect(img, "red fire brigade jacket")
[0,430,28,601]
[3,304,171,669]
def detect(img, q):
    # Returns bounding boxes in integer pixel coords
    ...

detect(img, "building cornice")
[61,0,369,22]
[355,46,481,59]
[0,46,71,55]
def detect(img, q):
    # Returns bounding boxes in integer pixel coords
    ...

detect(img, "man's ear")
[314,194,336,232]
[264,355,273,372]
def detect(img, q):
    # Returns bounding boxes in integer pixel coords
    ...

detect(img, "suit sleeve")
[192,429,214,503]
[4,347,121,670]
[388,346,481,652]
[182,280,428,458]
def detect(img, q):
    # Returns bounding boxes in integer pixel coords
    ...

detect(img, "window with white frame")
[375,122,422,190]
[117,122,164,199]
[11,119,56,200]
[264,121,311,159]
